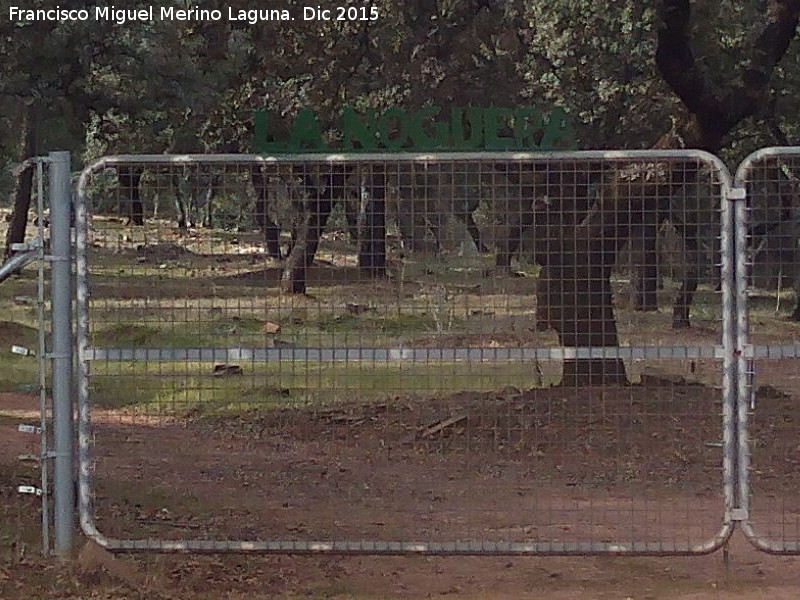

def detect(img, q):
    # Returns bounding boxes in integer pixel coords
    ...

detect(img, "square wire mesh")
[737,150,800,552]
[76,152,731,554]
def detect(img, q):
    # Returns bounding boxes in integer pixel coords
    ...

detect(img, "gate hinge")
[728,508,748,521]
[726,187,746,201]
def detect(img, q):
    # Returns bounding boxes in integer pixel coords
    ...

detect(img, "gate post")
[50,151,74,558]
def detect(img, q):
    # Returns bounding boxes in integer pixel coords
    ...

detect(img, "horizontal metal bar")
[742,344,800,359]
[89,149,727,165]
[741,520,800,555]
[82,528,731,556]
[81,345,726,363]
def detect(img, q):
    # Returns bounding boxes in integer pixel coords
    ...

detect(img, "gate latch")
[726,187,746,201]
[728,508,748,521]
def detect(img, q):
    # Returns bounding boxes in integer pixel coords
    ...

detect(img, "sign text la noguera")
[254,105,576,154]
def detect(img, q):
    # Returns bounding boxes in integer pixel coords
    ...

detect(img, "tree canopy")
[3,0,800,384]
[2,0,798,177]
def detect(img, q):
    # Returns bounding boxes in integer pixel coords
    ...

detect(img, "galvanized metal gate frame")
[5,152,74,558]
[734,147,800,554]
[71,149,740,556]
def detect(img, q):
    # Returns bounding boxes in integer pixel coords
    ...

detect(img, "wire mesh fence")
[736,148,800,553]
[76,151,734,554]
[3,157,55,554]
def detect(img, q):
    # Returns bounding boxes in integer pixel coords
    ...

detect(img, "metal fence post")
[50,151,74,558]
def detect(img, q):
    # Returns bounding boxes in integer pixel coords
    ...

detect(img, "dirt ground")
[4,386,800,600]
[4,208,800,598]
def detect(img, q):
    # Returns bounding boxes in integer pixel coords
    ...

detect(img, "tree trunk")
[281,195,333,294]
[118,167,144,226]
[530,163,631,385]
[631,224,659,312]
[251,170,284,260]
[495,223,525,271]
[672,225,699,328]
[358,168,387,278]
[281,169,336,294]
[463,211,489,253]
[171,173,190,230]
[539,224,628,386]
[4,102,36,259]
[283,166,387,293]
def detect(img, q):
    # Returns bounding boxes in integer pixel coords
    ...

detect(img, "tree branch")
[725,0,800,124]
[655,0,725,124]
[656,0,800,150]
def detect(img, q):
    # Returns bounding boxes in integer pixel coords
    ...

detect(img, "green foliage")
[2,0,799,175]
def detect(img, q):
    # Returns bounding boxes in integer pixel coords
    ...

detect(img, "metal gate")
[75,151,736,554]
[735,147,800,554]
[3,152,74,557]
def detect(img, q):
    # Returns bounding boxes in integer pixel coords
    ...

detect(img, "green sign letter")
[377,107,409,151]
[253,110,288,153]
[513,107,543,149]
[408,105,449,150]
[484,107,515,150]
[540,107,577,151]
[343,106,379,151]
[450,107,483,150]
[289,108,325,152]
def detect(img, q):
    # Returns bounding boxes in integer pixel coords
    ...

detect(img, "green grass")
[92,308,467,349]
[93,324,214,348]
[315,311,436,335]
[89,360,545,417]
[0,356,44,394]
[0,314,47,393]
[93,316,271,348]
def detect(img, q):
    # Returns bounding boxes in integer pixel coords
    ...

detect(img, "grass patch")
[0,356,42,393]
[92,314,277,349]
[0,321,47,393]
[94,324,161,346]
[89,360,544,417]
[315,312,436,335]
[92,324,210,348]
[204,315,265,335]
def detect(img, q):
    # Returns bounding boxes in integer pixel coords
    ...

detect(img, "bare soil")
[3,212,800,598]
[4,383,800,599]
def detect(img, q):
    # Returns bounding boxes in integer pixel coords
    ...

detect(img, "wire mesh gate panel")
[736,148,800,553]
[3,157,53,553]
[76,151,735,554]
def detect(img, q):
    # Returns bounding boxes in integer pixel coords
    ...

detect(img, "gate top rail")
[734,145,800,185]
[79,148,732,175]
